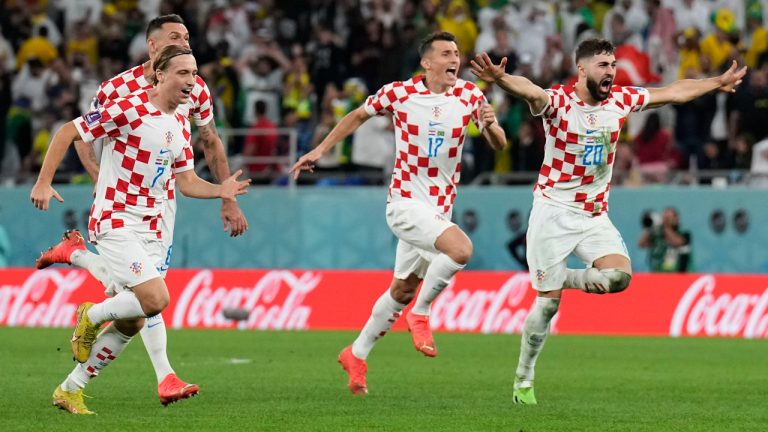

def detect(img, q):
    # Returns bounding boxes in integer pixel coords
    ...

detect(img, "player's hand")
[479,103,498,128]
[718,60,747,93]
[30,181,63,211]
[470,53,507,83]
[289,148,323,180]
[219,169,251,202]
[221,198,249,237]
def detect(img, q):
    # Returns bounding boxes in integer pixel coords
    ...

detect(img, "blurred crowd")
[1,0,768,186]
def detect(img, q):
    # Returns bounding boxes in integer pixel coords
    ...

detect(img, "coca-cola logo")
[431,273,557,334]
[670,275,768,338]
[172,270,320,330]
[0,270,87,327]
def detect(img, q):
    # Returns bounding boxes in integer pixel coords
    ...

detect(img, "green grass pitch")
[1,328,766,431]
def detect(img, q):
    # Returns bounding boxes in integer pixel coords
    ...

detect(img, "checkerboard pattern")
[535,84,649,215]
[365,75,486,214]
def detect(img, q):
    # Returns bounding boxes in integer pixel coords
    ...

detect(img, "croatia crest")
[130,262,143,276]
[165,131,173,147]
[587,113,598,127]
[535,269,546,282]
[432,106,442,119]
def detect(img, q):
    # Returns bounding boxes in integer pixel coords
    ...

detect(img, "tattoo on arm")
[198,121,230,183]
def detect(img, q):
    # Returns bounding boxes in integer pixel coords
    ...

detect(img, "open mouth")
[181,87,193,97]
[599,77,613,93]
[446,67,457,79]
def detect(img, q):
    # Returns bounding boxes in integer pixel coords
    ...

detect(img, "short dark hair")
[255,100,267,116]
[418,32,457,57]
[151,45,193,84]
[146,14,185,40]
[574,38,615,64]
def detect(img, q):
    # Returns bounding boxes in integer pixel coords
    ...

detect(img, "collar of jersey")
[564,85,611,108]
[413,75,453,96]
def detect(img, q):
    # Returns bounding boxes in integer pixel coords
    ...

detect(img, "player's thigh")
[526,202,582,291]
[573,214,631,270]
[94,230,163,293]
[386,200,454,253]
[393,239,432,280]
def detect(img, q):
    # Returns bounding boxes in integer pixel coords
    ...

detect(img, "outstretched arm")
[647,60,747,108]
[175,169,251,200]
[30,122,80,210]
[289,105,372,179]
[470,53,549,115]
[197,120,249,237]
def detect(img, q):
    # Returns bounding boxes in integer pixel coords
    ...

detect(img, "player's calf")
[563,268,631,294]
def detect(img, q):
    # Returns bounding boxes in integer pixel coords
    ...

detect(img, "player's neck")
[423,74,451,94]
[142,59,154,79]
[148,88,179,115]
[574,81,600,106]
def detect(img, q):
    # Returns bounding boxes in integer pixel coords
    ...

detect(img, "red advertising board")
[1,269,767,338]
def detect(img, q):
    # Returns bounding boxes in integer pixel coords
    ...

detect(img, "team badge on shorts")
[130,262,143,276]
[535,269,546,282]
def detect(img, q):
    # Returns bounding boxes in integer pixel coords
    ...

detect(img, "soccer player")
[34,14,248,404]
[290,32,507,395]
[30,45,251,414]
[470,38,746,404]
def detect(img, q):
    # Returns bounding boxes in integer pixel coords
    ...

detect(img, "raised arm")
[197,120,249,237]
[289,105,372,179]
[470,53,550,115]
[647,60,747,108]
[30,122,80,210]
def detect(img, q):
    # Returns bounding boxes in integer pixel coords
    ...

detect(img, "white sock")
[87,291,146,324]
[140,314,174,383]
[351,291,407,359]
[61,323,132,392]
[563,268,608,292]
[515,297,560,388]
[70,249,114,289]
[411,254,465,315]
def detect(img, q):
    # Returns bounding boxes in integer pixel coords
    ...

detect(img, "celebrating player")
[470,38,746,404]
[291,32,506,395]
[30,45,251,414]
[34,14,247,405]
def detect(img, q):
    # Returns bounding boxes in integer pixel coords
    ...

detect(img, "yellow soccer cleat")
[71,302,101,363]
[52,386,95,415]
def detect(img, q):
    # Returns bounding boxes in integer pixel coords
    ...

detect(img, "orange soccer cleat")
[158,373,200,406]
[405,311,438,357]
[337,346,368,395]
[36,230,86,269]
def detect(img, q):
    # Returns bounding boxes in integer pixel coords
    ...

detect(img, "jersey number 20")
[582,144,604,166]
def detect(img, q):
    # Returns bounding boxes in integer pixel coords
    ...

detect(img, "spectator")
[15,26,58,70]
[634,112,675,181]
[242,100,279,176]
[750,135,768,186]
[638,207,692,272]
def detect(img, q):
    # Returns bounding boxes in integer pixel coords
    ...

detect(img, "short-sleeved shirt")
[533,84,650,216]
[364,75,486,215]
[74,89,194,242]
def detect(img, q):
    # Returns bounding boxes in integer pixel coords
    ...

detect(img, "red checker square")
[116,179,129,193]
[607,152,615,164]
[437,196,446,206]
[446,185,454,195]
[407,123,419,135]
[558,173,573,182]
[105,187,116,200]
[451,127,462,138]
[554,138,566,151]
[572,165,586,176]
[429,186,439,196]
[130,172,144,186]
[129,118,143,130]
[121,157,135,171]
[551,159,563,170]
[566,132,578,143]
[417,157,429,167]
[401,190,412,198]
[428,167,438,177]
[126,134,141,147]
[448,147,458,158]
[136,149,151,163]
[401,130,410,142]
[580,175,594,185]
[409,164,418,174]
[461,114,470,126]
[401,171,411,181]
[112,219,125,229]
[564,152,576,164]
[126,194,138,206]
[575,192,587,202]
[408,144,419,156]
[540,164,552,177]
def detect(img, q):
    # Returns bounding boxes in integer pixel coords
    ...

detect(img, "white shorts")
[94,229,166,295]
[526,200,630,292]
[386,200,455,280]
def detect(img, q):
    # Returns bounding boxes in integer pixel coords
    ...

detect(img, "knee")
[139,291,170,316]
[602,269,632,293]
[447,238,473,265]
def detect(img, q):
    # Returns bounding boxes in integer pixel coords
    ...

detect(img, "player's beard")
[586,76,611,101]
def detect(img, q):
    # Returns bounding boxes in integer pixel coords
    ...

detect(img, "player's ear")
[420,57,429,71]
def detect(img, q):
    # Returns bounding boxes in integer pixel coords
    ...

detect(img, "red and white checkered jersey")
[533,84,649,216]
[364,75,487,214]
[91,63,213,126]
[74,89,195,242]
